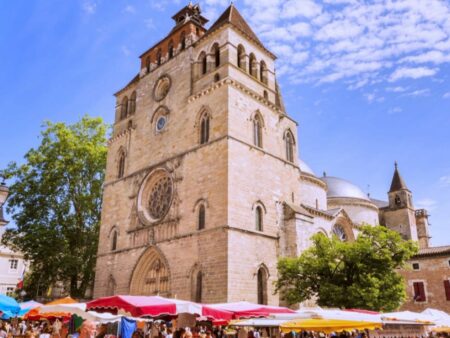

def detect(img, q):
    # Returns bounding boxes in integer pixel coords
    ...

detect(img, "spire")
[389,161,408,192]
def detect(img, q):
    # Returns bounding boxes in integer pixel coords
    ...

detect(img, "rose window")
[148,175,172,219]
[137,168,174,224]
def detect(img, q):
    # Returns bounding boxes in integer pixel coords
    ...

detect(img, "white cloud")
[281,0,322,19]
[144,18,155,30]
[81,0,96,15]
[121,46,131,56]
[388,107,403,114]
[440,175,450,186]
[386,86,408,93]
[124,5,136,14]
[389,67,438,81]
[443,92,450,99]
[416,198,438,210]
[404,88,431,96]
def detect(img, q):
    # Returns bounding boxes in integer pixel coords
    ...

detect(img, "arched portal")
[129,247,170,296]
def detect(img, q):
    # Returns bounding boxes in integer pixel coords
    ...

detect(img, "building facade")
[0,225,26,296]
[93,3,448,310]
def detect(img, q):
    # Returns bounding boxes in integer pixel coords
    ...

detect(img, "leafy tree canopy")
[1,116,109,298]
[276,225,418,311]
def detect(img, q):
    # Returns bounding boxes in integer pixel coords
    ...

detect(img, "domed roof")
[320,176,369,201]
[299,159,316,176]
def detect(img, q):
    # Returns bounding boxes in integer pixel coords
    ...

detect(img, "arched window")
[157,49,162,65]
[253,114,263,148]
[263,90,268,100]
[118,151,126,179]
[257,267,268,305]
[168,41,174,59]
[260,61,268,84]
[120,96,128,119]
[332,224,347,241]
[129,91,137,115]
[146,56,151,73]
[395,194,401,206]
[255,206,263,231]
[237,45,246,70]
[198,204,206,230]
[212,43,220,68]
[107,276,117,295]
[199,52,207,75]
[249,53,257,78]
[200,113,210,144]
[285,130,295,163]
[195,271,203,302]
[180,32,186,50]
[111,230,118,251]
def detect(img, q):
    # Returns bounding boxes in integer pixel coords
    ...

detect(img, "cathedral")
[94,3,444,308]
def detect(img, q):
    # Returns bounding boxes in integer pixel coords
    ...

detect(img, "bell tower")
[382,162,418,241]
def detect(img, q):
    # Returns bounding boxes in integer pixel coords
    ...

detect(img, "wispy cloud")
[388,107,403,114]
[124,5,136,14]
[81,0,97,15]
[121,45,131,56]
[416,198,438,211]
[443,92,450,99]
[389,67,438,82]
[404,88,431,97]
[440,175,450,187]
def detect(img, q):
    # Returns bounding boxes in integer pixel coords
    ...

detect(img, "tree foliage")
[1,116,108,298]
[276,225,418,311]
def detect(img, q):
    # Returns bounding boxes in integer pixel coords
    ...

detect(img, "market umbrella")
[280,318,382,333]
[422,308,450,332]
[207,301,296,319]
[87,295,232,320]
[25,296,78,320]
[0,294,21,319]
[19,300,42,317]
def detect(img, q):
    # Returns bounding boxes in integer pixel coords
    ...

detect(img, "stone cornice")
[107,126,134,146]
[300,173,327,189]
[328,197,379,212]
[98,224,278,257]
[188,78,296,123]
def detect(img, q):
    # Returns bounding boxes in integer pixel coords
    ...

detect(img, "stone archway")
[129,247,170,296]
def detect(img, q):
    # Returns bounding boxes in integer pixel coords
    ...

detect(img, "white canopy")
[421,308,450,327]
[381,311,435,324]
[39,303,151,323]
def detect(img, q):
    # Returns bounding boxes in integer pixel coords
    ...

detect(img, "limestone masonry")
[93,3,450,311]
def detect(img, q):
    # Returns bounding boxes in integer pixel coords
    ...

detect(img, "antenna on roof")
[367,184,371,198]
[394,161,398,170]
[323,171,327,177]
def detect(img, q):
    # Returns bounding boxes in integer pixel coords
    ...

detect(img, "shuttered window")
[444,280,450,301]
[413,281,426,302]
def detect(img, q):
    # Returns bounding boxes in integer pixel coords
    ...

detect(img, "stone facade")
[399,247,450,312]
[93,3,448,311]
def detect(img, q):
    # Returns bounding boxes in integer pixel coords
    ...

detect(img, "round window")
[156,116,167,132]
[153,75,171,101]
[137,168,174,224]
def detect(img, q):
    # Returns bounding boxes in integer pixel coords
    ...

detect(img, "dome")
[299,159,316,176]
[320,176,369,201]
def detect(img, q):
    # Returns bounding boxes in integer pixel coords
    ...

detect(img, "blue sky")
[0,0,449,245]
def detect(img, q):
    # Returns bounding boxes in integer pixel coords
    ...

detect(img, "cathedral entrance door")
[129,247,170,296]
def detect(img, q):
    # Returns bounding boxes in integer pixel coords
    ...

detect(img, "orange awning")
[25,297,77,320]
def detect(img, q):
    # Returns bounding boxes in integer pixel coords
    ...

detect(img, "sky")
[0,0,449,246]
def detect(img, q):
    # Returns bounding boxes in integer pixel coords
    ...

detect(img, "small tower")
[415,209,431,249]
[382,162,418,241]
[388,162,413,209]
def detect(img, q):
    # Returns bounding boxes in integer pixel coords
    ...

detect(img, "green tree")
[276,225,418,311]
[1,116,109,298]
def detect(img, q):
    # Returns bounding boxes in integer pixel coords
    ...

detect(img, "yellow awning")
[280,318,382,334]
[432,326,450,333]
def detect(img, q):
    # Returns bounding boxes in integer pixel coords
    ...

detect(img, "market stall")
[86,295,233,321]
[206,301,296,319]
[24,296,78,320]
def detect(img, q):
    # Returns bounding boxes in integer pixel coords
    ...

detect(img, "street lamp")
[0,177,9,226]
